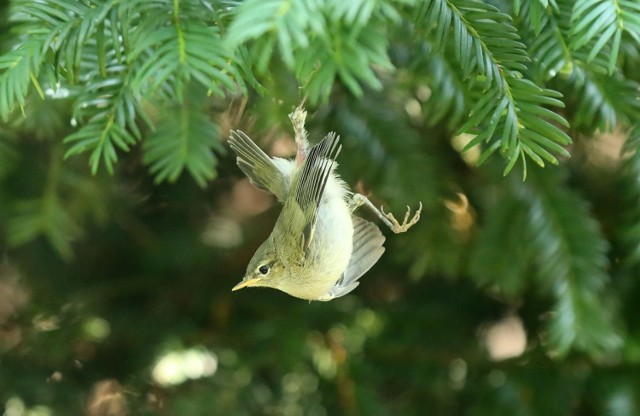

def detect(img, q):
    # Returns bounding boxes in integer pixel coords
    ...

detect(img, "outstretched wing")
[292,132,342,252]
[317,217,386,301]
[229,130,289,202]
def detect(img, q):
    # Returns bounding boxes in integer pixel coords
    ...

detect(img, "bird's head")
[232,238,287,292]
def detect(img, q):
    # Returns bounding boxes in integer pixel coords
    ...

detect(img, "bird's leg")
[349,193,423,234]
[289,105,309,165]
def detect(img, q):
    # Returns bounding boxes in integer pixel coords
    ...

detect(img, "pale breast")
[284,174,354,300]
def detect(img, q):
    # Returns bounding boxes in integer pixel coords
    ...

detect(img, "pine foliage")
[568,0,640,73]
[414,0,572,176]
[63,60,146,174]
[470,169,622,357]
[522,170,620,356]
[2,0,640,414]
[618,125,640,267]
[2,0,638,178]
[0,33,46,120]
[143,101,223,188]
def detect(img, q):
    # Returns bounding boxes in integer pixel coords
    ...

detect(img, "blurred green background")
[2,0,640,415]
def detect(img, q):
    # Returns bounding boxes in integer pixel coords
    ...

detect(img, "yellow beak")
[232,277,262,291]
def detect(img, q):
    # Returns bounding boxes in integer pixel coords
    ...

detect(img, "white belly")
[284,175,353,299]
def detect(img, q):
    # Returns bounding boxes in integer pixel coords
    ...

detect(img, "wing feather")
[294,133,341,212]
[229,130,289,202]
[293,133,342,252]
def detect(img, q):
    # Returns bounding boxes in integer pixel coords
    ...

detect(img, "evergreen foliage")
[1,0,640,414]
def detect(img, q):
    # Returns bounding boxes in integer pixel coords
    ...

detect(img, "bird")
[228,105,421,301]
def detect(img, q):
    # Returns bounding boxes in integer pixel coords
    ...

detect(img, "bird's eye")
[258,265,269,275]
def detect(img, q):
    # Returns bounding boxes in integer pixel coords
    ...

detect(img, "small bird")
[229,106,421,301]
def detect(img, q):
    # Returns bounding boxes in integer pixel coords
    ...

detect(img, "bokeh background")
[2,0,640,415]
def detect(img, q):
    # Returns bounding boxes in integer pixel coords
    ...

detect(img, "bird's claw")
[380,201,423,233]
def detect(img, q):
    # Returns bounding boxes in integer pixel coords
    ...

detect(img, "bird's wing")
[317,216,386,301]
[293,132,342,253]
[229,130,289,202]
